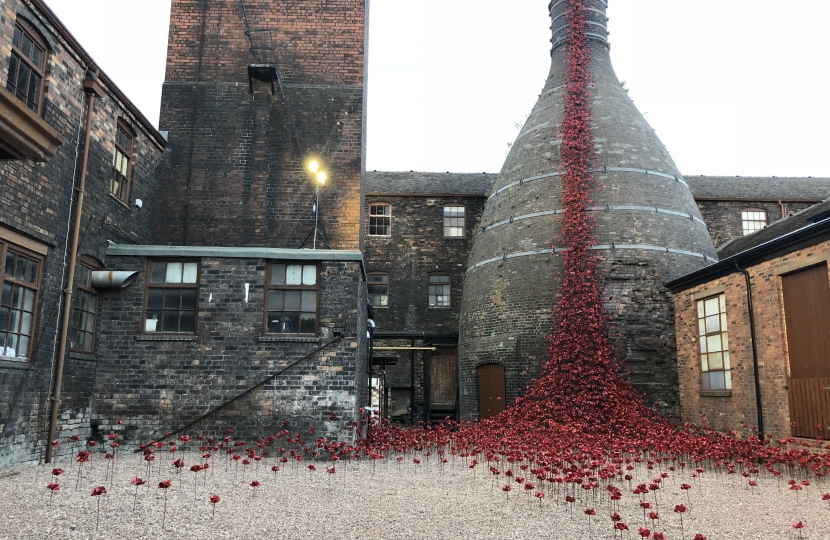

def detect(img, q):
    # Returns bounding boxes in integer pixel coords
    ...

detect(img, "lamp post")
[307,160,328,250]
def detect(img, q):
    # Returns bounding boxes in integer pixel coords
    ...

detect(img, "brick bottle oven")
[457,0,717,419]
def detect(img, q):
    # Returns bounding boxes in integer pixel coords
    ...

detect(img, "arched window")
[741,209,767,235]
[6,18,48,113]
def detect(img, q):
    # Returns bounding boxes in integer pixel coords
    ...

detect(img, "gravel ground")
[0,451,826,539]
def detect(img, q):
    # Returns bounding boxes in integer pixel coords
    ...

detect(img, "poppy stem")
[96,497,101,530]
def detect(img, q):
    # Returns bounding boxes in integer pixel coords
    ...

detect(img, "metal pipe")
[734,260,765,442]
[46,76,101,463]
[410,337,415,425]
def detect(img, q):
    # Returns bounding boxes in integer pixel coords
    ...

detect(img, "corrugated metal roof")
[365,171,497,195]
[687,176,830,201]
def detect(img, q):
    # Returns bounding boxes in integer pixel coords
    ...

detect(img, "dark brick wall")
[0,0,165,466]
[696,201,817,249]
[364,195,486,334]
[92,256,367,444]
[155,0,365,250]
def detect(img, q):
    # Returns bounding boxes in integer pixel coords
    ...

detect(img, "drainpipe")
[734,260,765,443]
[46,71,106,463]
[778,200,787,222]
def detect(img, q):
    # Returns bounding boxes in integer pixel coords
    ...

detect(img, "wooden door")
[430,354,457,409]
[478,364,506,419]
[782,263,830,438]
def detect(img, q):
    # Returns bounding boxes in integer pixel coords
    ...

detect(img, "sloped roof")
[717,198,830,259]
[686,176,830,201]
[365,171,497,196]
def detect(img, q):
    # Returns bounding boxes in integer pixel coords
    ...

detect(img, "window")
[367,273,389,308]
[444,205,466,237]
[6,20,46,113]
[697,294,731,390]
[145,261,199,333]
[428,274,450,307]
[742,209,767,235]
[0,243,41,359]
[266,262,318,334]
[110,121,134,203]
[70,259,99,352]
[369,204,391,236]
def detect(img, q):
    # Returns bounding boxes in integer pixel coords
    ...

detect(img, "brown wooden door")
[478,364,506,419]
[430,354,457,409]
[782,263,830,438]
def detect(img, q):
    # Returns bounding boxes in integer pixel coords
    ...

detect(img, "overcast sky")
[46,0,830,177]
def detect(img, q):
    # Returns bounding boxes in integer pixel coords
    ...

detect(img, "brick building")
[687,176,830,249]
[668,199,830,440]
[0,0,166,466]
[363,172,492,422]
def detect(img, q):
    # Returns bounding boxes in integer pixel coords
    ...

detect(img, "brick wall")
[674,239,830,439]
[0,0,165,467]
[696,201,817,249]
[155,0,365,250]
[92,255,367,444]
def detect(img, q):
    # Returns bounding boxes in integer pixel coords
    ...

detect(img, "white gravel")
[0,450,826,539]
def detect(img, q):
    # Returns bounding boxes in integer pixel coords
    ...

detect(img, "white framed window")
[741,209,767,235]
[443,205,466,237]
[369,204,391,236]
[697,294,731,390]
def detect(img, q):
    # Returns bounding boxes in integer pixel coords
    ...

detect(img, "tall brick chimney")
[457,0,716,419]
[155,0,366,250]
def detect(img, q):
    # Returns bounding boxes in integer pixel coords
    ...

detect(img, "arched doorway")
[477,363,506,419]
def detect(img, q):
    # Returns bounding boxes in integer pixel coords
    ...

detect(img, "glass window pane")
[720,313,727,330]
[709,371,726,390]
[32,45,42,68]
[722,333,729,352]
[5,252,14,276]
[145,313,160,331]
[17,336,28,358]
[179,311,195,333]
[271,264,286,286]
[723,352,731,370]
[696,301,704,318]
[285,265,302,285]
[699,336,707,353]
[300,313,316,333]
[0,283,9,307]
[708,352,723,371]
[26,260,37,283]
[27,73,39,104]
[181,289,197,310]
[698,319,706,337]
[151,263,167,283]
[79,292,87,311]
[84,312,95,332]
[267,312,281,333]
[701,372,710,390]
[23,289,34,312]
[284,291,301,311]
[166,262,183,284]
[0,309,8,331]
[301,290,317,311]
[20,312,32,334]
[719,294,726,311]
[121,156,129,176]
[183,263,198,283]
[14,256,27,279]
[302,265,316,286]
[268,290,284,311]
[707,335,722,353]
[11,287,21,309]
[162,311,179,332]
[701,354,708,372]
[704,298,719,316]
[21,35,32,58]
[163,290,181,309]
[724,370,732,390]
[147,289,164,310]
[13,26,22,48]
[705,315,720,334]
[283,313,299,333]
[9,310,19,332]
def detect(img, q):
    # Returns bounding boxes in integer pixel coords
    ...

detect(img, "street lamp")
[304,159,329,249]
